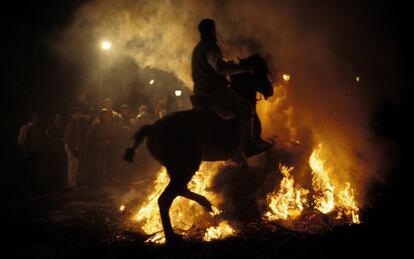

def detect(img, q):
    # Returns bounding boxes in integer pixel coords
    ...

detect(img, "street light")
[282,73,291,82]
[174,90,182,97]
[101,40,112,50]
[99,40,111,105]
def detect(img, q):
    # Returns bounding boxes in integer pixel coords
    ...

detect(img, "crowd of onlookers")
[16,93,179,193]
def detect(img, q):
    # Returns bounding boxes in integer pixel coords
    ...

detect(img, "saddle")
[190,95,236,120]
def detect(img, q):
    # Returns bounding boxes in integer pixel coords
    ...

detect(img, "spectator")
[154,96,169,119]
[134,104,155,130]
[102,98,121,125]
[76,92,94,117]
[64,107,88,189]
[17,113,46,191]
[46,113,67,190]
[85,108,114,189]
[119,104,134,129]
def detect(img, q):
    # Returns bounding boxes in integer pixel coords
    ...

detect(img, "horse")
[124,54,274,243]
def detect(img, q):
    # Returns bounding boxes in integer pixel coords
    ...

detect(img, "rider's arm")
[207,45,252,75]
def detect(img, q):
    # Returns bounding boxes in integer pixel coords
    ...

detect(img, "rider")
[191,18,271,157]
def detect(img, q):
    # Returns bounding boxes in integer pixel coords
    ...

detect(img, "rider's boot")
[239,113,271,157]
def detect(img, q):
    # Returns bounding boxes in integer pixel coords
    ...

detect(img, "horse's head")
[230,54,274,102]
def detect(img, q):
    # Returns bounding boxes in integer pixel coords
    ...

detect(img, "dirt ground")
[4,182,405,259]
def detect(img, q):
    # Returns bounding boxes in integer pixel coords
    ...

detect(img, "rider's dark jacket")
[191,40,248,95]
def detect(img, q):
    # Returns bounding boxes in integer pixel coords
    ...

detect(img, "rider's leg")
[211,87,270,157]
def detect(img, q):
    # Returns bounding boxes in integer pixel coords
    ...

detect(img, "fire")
[265,164,309,220]
[309,147,335,214]
[132,162,235,243]
[265,144,360,224]
[203,220,235,242]
[309,144,360,223]
[126,144,359,243]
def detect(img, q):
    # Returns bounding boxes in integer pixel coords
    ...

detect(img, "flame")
[309,144,360,223]
[309,146,335,214]
[265,164,309,220]
[127,144,359,243]
[132,162,234,243]
[203,220,235,241]
[265,144,360,224]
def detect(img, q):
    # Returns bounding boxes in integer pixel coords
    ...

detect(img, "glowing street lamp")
[174,90,182,97]
[101,40,112,50]
[282,73,291,82]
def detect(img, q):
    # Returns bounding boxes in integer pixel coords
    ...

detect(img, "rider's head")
[198,18,216,42]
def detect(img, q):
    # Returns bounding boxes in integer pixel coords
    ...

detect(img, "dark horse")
[125,54,273,243]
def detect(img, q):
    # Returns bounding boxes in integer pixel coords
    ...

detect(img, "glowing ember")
[265,164,309,220]
[119,205,126,212]
[203,221,235,241]
[132,162,233,243]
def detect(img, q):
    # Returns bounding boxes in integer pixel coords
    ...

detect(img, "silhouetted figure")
[64,107,88,189]
[85,108,114,189]
[192,18,271,157]
[155,96,169,119]
[76,92,94,117]
[134,104,155,130]
[46,113,67,190]
[102,98,121,125]
[119,104,134,129]
[125,53,273,243]
[114,104,135,181]
[17,113,46,192]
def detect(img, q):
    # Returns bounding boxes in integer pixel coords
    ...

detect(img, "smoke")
[54,0,396,207]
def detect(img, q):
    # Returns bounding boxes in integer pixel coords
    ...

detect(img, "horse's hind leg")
[159,163,201,243]
[158,178,186,242]
[180,189,213,213]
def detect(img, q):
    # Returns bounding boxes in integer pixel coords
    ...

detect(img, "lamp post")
[99,40,111,106]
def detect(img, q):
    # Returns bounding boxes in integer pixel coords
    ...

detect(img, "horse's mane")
[239,54,269,75]
[231,53,273,100]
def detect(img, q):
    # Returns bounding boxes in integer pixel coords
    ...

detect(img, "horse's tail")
[133,124,154,147]
[124,124,155,163]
